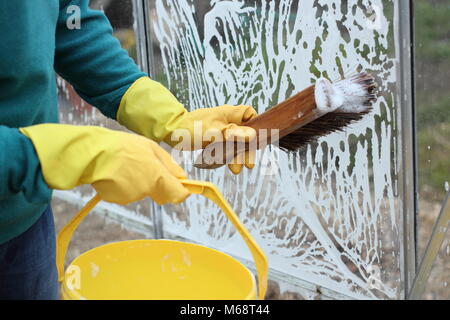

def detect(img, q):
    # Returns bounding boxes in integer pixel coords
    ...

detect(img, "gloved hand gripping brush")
[195,72,377,169]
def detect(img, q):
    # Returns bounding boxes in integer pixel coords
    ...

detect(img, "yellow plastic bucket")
[57,180,268,300]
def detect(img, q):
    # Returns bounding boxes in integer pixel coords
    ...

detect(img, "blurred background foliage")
[415,0,450,200]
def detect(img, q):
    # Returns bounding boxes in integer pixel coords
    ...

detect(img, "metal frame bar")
[134,0,165,239]
[132,0,149,73]
[142,0,165,239]
[408,192,450,299]
[395,0,418,298]
[141,0,157,78]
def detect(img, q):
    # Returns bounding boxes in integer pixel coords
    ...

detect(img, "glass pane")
[54,0,154,264]
[415,0,450,299]
[148,0,404,299]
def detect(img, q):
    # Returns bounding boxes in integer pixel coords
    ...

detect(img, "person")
[0,0,257,300]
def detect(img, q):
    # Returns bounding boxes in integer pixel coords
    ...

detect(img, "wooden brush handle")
[194,85,320,169]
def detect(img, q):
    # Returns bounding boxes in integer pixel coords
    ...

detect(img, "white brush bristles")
[314,78,345,113]
[334,73,376,113]
[315,73,376,114]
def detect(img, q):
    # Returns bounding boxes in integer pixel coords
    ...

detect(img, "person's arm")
[19,124,190,205]
[0,126,51,203]
[55,0,258,174]
[55,0,146,119]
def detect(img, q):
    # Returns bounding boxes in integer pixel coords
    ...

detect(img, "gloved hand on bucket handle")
[19,124,190,205]
[116,77,258,175]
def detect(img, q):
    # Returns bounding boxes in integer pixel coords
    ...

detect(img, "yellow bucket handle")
[56,179,268,300]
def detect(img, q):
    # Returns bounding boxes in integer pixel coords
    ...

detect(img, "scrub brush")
[194,72,377,169]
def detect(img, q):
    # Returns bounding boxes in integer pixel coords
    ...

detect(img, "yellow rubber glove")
[19,124,190,205]
[117,77,258,174]
[163,105,258,175]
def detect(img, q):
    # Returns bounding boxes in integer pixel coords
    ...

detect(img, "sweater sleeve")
[55,0,147,120]
[0,126,52,204]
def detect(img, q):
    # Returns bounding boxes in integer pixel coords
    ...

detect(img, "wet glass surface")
[148,0,403,299]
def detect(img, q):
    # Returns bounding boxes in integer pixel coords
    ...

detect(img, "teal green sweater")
[0,0,146,244]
